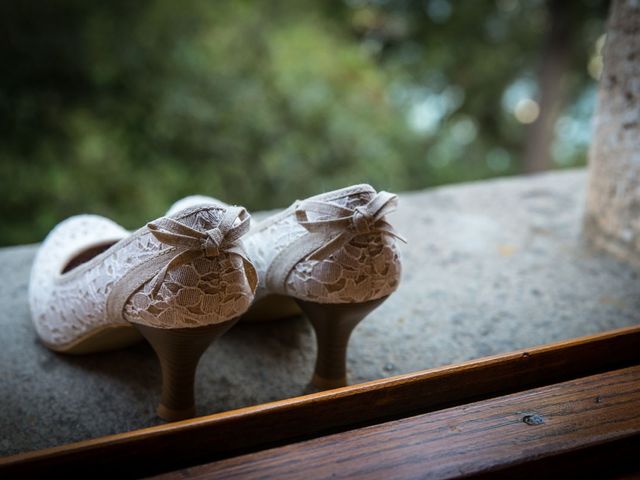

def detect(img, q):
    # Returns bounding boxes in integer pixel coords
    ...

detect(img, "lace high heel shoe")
[29,205,257,420]
[168,185,405,389]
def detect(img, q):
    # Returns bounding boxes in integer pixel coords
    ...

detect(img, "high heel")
[167,186,405,389]
[30,205,257,419]
[296,297,388,389]
[135,319,237,421]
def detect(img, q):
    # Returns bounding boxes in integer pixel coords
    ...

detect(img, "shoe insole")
[62,242,115,273]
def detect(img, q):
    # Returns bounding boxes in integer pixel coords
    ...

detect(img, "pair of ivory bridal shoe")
[29,184,405,421]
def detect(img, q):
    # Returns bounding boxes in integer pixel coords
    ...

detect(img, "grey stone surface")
[1,168,639,456]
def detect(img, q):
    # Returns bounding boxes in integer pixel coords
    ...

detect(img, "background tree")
[0,0,608,246]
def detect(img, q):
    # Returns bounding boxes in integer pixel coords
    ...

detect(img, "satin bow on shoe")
[147,206,256,296]
[295,191,407,261]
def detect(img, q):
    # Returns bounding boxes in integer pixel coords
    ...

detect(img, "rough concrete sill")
[1,168,639,457]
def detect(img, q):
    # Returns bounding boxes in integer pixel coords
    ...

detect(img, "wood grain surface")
[162,365,640,479]
[2,325,639,477]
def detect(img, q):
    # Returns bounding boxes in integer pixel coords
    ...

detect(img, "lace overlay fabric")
[30,207,255,348]
[164,185,404,305]
[243,214,306,300]
[123,252,253,329]
[286,233,401,303]
[30,215,130,346]
[247,186,403,304]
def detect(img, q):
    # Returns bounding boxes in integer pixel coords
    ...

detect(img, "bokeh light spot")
[514,98,540,124]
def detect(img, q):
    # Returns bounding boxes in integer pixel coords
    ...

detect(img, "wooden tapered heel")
[295,296,388,390]
[134,319,236,422]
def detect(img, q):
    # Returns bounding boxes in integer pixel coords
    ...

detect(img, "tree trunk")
[584,0,640,265]
[523,0,571,173]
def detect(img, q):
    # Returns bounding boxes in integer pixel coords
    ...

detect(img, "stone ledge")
[1,168,639,456]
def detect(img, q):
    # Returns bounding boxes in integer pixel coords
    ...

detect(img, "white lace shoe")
[168,184,405,389]
[29,205,257,420]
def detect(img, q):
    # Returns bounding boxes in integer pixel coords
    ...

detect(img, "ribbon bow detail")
[146,206,254,296]
[295,191,407,261]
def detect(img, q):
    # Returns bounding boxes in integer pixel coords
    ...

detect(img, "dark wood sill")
[166,365,640,479]
[2,325,639,478]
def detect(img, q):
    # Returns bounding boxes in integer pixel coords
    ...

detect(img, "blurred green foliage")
[0,0,608,246]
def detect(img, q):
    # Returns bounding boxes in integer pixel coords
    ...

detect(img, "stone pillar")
[584,0,640,265]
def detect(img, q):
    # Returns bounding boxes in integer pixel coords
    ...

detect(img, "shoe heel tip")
[157,404,196,422]
[312,374,348,390]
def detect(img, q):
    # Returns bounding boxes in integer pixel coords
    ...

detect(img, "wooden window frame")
[1,324,639,477]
